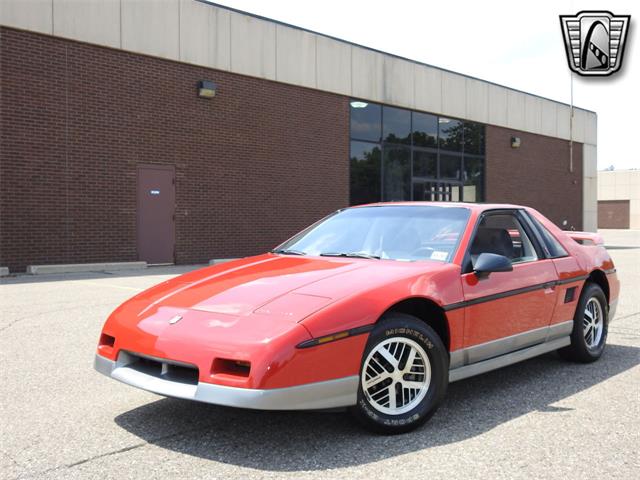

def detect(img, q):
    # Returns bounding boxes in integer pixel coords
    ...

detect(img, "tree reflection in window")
[350,141,381,205]
[349,100,485,204]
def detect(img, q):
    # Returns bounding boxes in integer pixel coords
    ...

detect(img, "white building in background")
[597,170,640,229]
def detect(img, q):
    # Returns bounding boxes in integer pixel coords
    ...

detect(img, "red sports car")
[95,203,619,433]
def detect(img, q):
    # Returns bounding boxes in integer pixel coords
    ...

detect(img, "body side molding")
[449,336,571,382]
[449,320,573,369]
[444,276,588,311]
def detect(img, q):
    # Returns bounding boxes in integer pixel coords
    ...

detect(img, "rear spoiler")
[567,231,605,246]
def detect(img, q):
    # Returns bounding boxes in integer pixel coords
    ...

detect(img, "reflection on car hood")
[123,254,448,322]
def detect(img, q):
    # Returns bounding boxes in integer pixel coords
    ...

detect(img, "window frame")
[521,211,570,259]
[461,209,547,274]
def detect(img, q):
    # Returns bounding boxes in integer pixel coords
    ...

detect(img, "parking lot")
[1,234,638,479]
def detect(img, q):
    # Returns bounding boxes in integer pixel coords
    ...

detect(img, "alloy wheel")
[361,337,431,415]
[583,297,604,348]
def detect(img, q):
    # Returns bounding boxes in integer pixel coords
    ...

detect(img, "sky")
[210,0,639,170]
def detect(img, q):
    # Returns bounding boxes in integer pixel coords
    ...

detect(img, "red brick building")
[0,1,597,272]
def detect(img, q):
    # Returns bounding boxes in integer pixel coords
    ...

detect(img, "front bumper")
[94,353,358,410]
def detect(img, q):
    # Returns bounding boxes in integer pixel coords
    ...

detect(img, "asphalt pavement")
[1,242,638,480]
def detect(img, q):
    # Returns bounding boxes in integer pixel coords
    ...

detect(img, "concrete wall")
[0,0,598,230]
[598,170,640,229]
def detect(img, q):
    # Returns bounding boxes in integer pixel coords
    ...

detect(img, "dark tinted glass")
[440,154,461,180]
[464,122,485,155]
[350,101,381,142]
[528,214,569,258]
[463,156,484,202]
[413,182,428,201]
[439,118,463,151]
[383,146,411,201]
[383,106,411,144]
[413,150,437,178]
[412,112,438,147]
[349,100,485,206]
[350,141,381,205]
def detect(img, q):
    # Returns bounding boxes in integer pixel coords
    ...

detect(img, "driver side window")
[470,213,538,265]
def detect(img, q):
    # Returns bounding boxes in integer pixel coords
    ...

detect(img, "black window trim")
[521,210,570,259]
[461,209,547,274]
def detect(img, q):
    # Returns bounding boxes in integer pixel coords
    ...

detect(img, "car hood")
[104,254,452,360]
[116,254,447,322]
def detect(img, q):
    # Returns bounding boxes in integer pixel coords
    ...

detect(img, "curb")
[26,262,148,275]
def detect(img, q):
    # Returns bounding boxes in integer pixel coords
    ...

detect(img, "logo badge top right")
[560,11,631,76]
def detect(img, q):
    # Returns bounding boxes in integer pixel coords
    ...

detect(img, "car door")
[460,210,558,364]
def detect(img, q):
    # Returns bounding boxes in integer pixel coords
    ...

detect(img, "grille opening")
[99,333,115,348]
[212,358,251,377]
[126,353,199,385]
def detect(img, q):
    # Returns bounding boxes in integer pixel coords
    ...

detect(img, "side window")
[528,214,569,258]
[470,213,538,265]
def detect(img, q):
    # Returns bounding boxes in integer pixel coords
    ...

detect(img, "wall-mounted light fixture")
[198,80,217,98]
[511,136,521,148]
[350,101,368,108]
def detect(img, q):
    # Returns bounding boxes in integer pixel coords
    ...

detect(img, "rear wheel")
[559,282,608,363]
[350,313,448,434]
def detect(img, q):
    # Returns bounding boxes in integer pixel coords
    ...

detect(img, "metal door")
[137,165,175,264]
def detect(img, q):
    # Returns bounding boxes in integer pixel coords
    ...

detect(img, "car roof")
[350,201,525,212]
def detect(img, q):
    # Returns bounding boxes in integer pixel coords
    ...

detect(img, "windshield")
[275,205,470,262]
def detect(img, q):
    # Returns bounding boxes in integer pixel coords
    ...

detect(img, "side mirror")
[473,253,513,278]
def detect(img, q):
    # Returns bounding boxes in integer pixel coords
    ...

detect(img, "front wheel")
[350,313,449,434]
[559,282,608,363]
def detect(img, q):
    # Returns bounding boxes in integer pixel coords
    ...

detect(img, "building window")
[383,106,411,144]
[350,141,381,205]
[413,150,437,178]
[349,99,486,205]
[440,153,462,180]
[383,145,411,201]
[350,101,381,142]
[464,122,485,155]
[463,156,484,202]
[438,118,463,152]
[412,112,438,148]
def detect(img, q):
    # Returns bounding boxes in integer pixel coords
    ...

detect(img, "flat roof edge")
[198,0,595,114]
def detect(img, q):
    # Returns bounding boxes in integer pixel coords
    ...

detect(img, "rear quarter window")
[528,214,568,258]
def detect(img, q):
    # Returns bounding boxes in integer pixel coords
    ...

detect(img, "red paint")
[461,259,558,347]
[97,203,620,390]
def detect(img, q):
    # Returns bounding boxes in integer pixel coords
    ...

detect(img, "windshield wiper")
[271,248,307,256]
[320,252,381,259]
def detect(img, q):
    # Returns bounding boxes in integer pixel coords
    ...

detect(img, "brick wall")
[598,200,630,229]
[0,28,349,272]
[485,125,583,230]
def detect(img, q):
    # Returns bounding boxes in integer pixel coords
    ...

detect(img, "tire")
[558,282,608,363]
[350,312,449,434]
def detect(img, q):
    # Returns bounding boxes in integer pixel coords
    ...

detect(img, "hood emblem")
[168,314,183,325]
